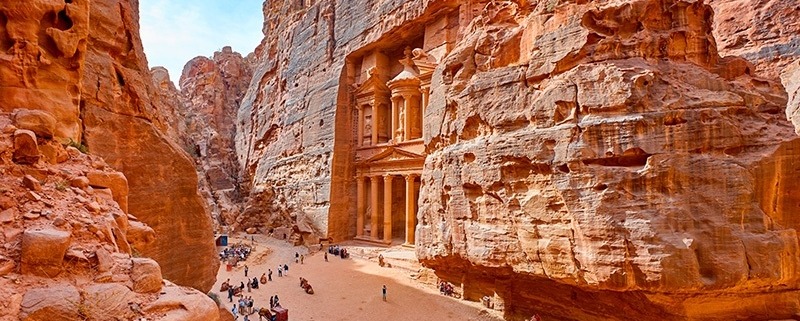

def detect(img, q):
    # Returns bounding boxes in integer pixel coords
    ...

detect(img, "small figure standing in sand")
[244,264,249,277]
[300,255,304,264]
[382,285,387,302]
[268,269,273,281]
[324,252,328,262]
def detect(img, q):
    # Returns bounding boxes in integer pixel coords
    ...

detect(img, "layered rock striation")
[415,0,800,320]
[0,0,217,292]
[708,0,800,80]
[0,113,219,321]
[156,47,254,230]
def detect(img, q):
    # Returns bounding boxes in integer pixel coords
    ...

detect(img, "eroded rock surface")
[157,47,254,231]
[0,0,217,292]
[708,0,800,80]
[414,1,800,320]
[0,112,219,321]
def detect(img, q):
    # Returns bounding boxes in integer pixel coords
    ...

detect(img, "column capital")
[404,174,417,181]
[383,174,394,182]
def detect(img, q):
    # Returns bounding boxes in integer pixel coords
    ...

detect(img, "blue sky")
[140,0,264,85]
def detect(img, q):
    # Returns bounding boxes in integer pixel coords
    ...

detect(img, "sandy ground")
[213,234,502,321]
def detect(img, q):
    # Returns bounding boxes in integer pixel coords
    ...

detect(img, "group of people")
[235,296,255,315]
[327,245,349,258]
[276,264,289,277]
[220,243,253,264]
[439,281,455,297]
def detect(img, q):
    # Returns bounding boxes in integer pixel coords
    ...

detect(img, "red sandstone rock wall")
[416,0,800,320]
[243,0,800,319]
[157,47,254,230]
[0,113,220,320]
[708,0,800,80]
[0,0,218,292]
[237,0,470,241]
[80,0,218,293]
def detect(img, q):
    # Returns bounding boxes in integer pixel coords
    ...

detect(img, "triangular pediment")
[363,147,424,164]
[353,74,389,97]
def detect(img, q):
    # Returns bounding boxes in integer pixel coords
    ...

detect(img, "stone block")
[20,227,71,277]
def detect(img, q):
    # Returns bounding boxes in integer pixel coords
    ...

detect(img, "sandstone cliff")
[416,0,800,320]
[0,113,219,321]
[155,47,254,231]
[0,0,218,292]
[708,0,800,80]
[239,0,800,319]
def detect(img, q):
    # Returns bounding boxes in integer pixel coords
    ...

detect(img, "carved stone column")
[356,175,365,237]
[357,105,364,147]
[383,175,394,243]
[370,175,379,239]
[404,174,417,245]
[371,101,379,145]
[391,97,399,143]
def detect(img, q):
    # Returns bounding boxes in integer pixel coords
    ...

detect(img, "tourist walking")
[228,286,234,302]
[268,269,273,281]
[324,251,328,261]
[300,255,304,264]
[283,264,289,276]
[382,285,387,302]
[244,264,249,277]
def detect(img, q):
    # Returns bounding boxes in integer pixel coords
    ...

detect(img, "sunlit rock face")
[416,0,800,320]
[708,0,800,80]
[0,0,218,292]
[81,0,218,293]
[237,0,800,319]
[0,111,219,321]
[173,47,254,230]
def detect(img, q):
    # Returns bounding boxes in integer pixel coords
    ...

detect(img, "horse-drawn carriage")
[258,306,288,321]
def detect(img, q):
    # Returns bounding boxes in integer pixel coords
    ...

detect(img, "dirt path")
[213,234,502,321]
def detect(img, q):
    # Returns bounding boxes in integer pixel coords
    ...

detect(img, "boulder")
[82,283,136,320]
[13,130,39,165]
[20,227,71,277]
[94,248,114,273]
[21,175,41,192]
[144,282,220,321]
[0,259,14,276]
[126,220,156,252]
[0,208,15,224]
[19,285,80,321]
[38,143,69,164]
[86,171,128,213]
[131,257,163,293]
[13,109,57,139]
[70,176,90,189]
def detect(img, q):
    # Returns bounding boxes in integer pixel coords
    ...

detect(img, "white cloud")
[139,0,263,85]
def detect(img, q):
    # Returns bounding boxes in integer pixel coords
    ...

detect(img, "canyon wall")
[708,0,800,80]
[236,0,476,242]
[416,0,800,320]
[155,47,254,230]
[0,0,218,292]
[0,113,220,321]
[240,0,800,319]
